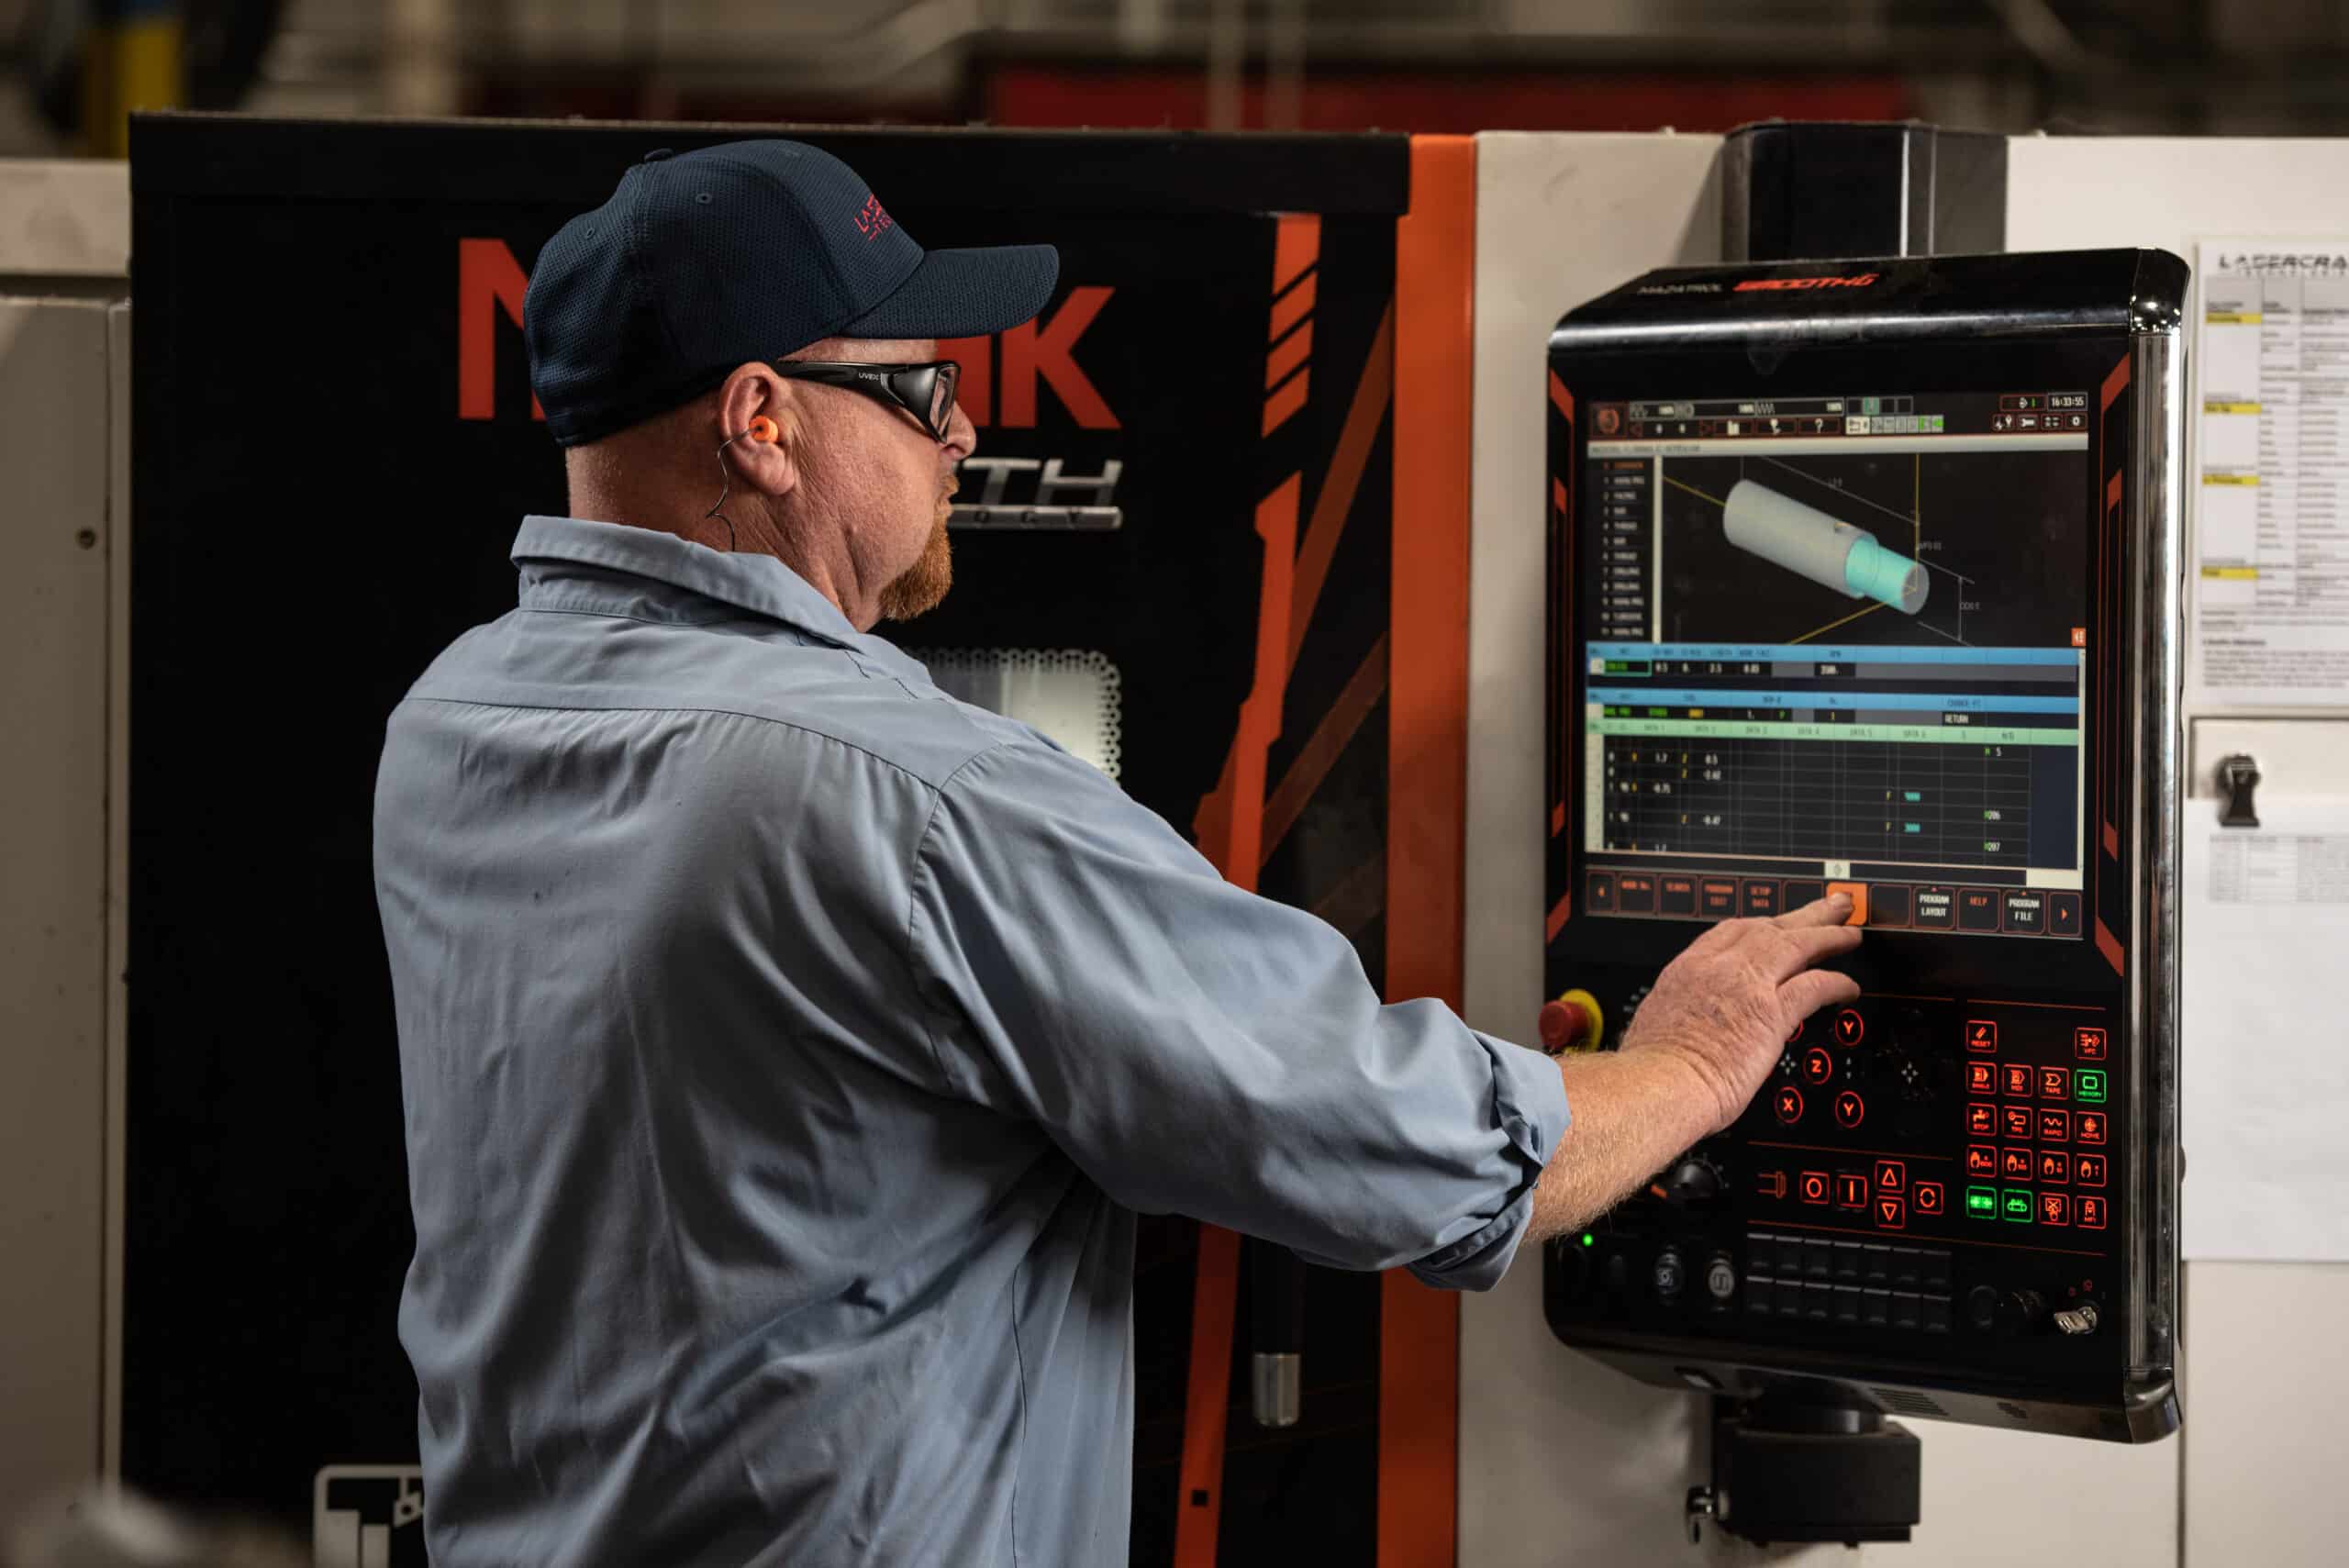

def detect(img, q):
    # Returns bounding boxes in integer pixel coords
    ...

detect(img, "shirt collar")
[510,516,940,688]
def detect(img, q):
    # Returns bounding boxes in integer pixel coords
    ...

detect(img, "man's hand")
[1527,895,1863,1243]
[1617,894,1864,1131]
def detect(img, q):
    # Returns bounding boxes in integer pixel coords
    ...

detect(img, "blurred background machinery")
[12,0,2349,157]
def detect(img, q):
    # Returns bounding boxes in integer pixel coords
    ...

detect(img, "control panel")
[1541,251,2183,1443]
[1550,994,2121,1383]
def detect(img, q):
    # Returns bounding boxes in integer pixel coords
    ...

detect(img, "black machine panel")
[128,114,1419,1562]
[1542,250,2184,1442]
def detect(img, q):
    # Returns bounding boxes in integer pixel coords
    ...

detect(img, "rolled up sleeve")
[906,739,1572,1290]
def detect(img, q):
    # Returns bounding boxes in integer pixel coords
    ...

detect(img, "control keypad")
[1557,993,2121,1365]
[1743,999,2119,1244]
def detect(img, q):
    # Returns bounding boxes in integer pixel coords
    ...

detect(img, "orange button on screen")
[1825,882,1869,926]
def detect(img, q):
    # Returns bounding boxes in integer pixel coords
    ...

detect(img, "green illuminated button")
[2002,1189,2034,1222]
[1965,1186,1998,1218]
[2076,1069,2108,1104]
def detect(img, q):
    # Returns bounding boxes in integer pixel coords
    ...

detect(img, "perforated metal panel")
[913,648,1124,781]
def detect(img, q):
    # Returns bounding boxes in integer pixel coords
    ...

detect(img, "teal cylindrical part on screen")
[1720,479,1930,616]
[1842,534,1931,614]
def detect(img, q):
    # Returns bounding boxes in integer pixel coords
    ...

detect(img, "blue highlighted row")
[1587,687,2079,714]
[1586,641,2083,666]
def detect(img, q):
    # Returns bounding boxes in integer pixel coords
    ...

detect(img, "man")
[373,140,1860,1567]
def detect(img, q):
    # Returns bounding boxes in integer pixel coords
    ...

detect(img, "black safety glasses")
[769,360,960,441]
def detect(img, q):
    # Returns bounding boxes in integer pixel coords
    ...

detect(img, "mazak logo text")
[457,239,1119,429]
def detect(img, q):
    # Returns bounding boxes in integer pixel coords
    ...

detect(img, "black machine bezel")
[1541,250,2184,1443]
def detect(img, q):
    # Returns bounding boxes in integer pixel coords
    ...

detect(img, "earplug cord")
[705,431,748,551]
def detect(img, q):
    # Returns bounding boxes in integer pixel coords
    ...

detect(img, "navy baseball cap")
[526,139,1060,447]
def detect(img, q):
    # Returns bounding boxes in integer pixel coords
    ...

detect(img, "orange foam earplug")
[747,416,779,443]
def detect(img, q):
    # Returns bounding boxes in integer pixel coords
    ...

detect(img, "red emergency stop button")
[1537,989,1599,1053]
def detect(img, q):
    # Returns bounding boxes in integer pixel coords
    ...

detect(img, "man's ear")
[717,363,802,499]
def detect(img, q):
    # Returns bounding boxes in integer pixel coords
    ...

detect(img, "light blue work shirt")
[373,516,1571,1567]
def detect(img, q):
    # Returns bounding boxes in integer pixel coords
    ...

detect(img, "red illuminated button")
[1834,1090,1866,1129]
[1700,879,1739,919]
[2039,1108,2073,1143]
[2074,1026,2109,1061]
[2077,1111,2109,1145]
[2001,1148,2034,1182]
[1803,1048,1835,1085]
[2038,1151,2070,1184]
[1914,1182,1944,1217]
[2039,1065,2072,1100]
[2076,1154,2109,1187]
[1965,1061,1997,1094]
[1875,1160,1907,1193]
[1966,1103,1998,1137]
[1834,1009,1866,1047]
[1875,1195,1906,1230]
[1586,872,1617,913]
[1775,1086,1806,1125]
[1837,1173,1869,1210]
[2040,1192,2072,1227]
[1965,1019,1998,1053]
[1965,1145,1998,1177]
[1659,876,1698,916]
[2003,1063,2035,1098]
[1742,879,1782,918]
[1617,874,1656,913]
[2078,1195,2109,1229]
[1800,1171,1831,1206]
[2003,1106,2035,1140]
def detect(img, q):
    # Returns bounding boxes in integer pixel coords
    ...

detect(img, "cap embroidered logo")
[856,195,894,239]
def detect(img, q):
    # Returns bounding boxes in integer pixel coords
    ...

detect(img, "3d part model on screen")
[1721,479,1930,615]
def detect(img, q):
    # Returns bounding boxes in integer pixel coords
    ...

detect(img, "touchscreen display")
[1576,392,2091,939]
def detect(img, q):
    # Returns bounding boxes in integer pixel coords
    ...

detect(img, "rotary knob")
[1968,1285,2047,1337]
[1653,1156,1725,1216]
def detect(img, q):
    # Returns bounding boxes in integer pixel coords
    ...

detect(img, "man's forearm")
[1524,1049,1721,1244]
